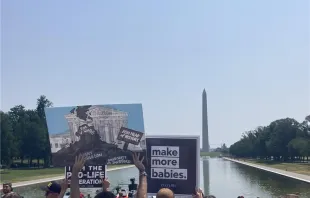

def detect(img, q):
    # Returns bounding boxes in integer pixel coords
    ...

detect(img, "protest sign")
[45,104,146,166]
[117,127,144,150]
[146,136,200,198]
[65,165,106,188]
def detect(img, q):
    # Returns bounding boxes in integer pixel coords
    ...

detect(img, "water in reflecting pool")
[202,158,310,197]
[12,158,310,198]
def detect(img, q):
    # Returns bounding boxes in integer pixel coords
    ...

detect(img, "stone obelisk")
[202,89,210,152]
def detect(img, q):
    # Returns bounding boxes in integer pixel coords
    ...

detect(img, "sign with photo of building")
[146,136,200,198]
[45,104,146,166]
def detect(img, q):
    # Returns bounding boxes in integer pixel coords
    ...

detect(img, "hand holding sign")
[101,178,110,192]
[132,152,145,172]
[60,179,69,192]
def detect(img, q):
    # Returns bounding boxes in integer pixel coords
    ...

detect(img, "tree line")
[1,95,53,168]
[229,116,310,162]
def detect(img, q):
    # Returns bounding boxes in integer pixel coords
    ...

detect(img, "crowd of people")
[1,153,301,198]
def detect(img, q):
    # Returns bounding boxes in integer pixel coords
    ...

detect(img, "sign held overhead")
[146,136,200,198]
[65,165,106,188]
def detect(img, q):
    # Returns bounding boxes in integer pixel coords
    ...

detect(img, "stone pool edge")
[0,165,135,190]
[223,157,310,184]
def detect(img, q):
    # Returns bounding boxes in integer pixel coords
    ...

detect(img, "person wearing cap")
[41,178,71,198]
[41,181,62,198]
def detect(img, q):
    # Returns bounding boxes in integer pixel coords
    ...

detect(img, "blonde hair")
[156,188,174,198]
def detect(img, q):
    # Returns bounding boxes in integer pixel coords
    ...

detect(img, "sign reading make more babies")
[146,136,200,197]
[65,165,106,188]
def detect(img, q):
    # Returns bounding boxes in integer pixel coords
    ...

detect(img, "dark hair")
[94,191,116,198]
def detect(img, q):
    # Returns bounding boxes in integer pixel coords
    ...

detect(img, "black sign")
[146,136,199,197]
[65,165,106,188]
[117,127,144,151]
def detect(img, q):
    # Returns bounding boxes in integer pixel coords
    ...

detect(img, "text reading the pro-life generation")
[150,146,187,180]
[65,165,105,188]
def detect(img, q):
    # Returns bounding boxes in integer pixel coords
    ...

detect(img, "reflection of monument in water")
[203,160,210,195]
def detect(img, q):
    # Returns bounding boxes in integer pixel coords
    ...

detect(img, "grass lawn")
[0,165,130,183]
[243,159,310,176]
[200,151,222,157]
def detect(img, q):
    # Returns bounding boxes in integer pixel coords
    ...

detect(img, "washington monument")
[202,89,210,152]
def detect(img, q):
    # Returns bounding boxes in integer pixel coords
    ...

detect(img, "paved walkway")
[223,157,310,183]
[0,165,134,189]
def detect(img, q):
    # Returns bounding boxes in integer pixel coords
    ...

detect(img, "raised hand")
[70,154,86,198]
[132,152,145,172]
[193,188,203,198]
[60,179,69,192]
[73,153,86,172]
[101,177,110,192]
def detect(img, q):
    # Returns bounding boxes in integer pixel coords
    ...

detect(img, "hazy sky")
[1,0,309,146]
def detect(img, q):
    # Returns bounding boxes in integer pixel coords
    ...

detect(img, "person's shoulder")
[94,191,116,198]
[3,192,23,198]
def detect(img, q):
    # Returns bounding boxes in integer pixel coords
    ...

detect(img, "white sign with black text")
[65,165,106,188]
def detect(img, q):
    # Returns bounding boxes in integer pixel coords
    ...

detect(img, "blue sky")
[45,104,145,134]
[1,0,309,146]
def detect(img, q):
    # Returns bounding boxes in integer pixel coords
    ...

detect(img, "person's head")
[94,191,116,198]
[156,188,174,198]
[2,183,13,194]
[40,181,61,198]
[204,196,216,198]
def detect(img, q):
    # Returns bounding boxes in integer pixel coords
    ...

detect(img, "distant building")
[50,132,71,153]
[64,105,128,144]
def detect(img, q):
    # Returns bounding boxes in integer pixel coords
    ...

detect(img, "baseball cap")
[40,181,61,194]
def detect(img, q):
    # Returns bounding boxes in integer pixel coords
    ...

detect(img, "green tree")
[0,111,14,166]
[229,117,309,162]
[23,110,46,167]
[221,143,229,154]
[36,95,53,168]
[8,105,27,163]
